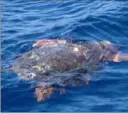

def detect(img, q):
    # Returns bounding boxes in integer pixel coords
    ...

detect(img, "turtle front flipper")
[34,85,54,102]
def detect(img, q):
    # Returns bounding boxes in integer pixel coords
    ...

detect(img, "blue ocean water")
[1,0,128,112]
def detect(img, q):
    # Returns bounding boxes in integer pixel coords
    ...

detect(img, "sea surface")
[1,0,128,112]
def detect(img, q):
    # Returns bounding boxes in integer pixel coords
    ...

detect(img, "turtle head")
[100,40,120,52]
[100,40,120,61]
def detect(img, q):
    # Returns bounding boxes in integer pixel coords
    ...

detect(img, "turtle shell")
[12,40,117,87]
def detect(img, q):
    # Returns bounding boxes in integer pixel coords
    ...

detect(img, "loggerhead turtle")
[11,38,128,102]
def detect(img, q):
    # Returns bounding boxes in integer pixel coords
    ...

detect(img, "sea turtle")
[11,38,127,102]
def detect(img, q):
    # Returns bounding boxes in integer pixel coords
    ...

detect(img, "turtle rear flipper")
[34,85,54,102]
